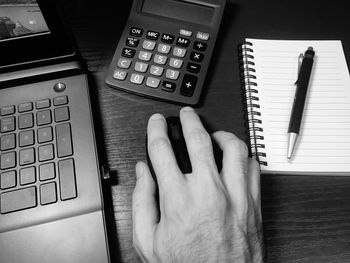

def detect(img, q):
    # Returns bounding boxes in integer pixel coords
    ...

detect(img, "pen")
[287,47,315,160]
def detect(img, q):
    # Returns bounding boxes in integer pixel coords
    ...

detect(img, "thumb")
[132,161,158,259]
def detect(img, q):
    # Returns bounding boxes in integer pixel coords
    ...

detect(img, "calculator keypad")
[112,26,208,98]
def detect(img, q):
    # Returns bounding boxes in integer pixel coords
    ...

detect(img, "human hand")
[132,107,264,263]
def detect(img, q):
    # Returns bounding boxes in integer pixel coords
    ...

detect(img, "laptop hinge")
[0,61,85,88]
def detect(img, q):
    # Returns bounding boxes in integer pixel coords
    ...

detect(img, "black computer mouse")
[146,116,192,177]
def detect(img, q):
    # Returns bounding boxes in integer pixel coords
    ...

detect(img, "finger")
[247,158,262,216]
[179,107,217,174]
[212,131,249,214]
[132,161,158,259]
[147,113,182,189]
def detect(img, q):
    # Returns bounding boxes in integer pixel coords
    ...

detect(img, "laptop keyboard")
[0,95,77,214]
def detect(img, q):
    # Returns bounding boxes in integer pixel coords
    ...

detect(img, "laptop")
[0,1,111,262]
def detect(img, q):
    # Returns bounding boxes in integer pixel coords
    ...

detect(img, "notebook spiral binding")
[239,41,267,166]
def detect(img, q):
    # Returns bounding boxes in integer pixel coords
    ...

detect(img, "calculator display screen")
[0,0,49,41]
[141,0,215,26]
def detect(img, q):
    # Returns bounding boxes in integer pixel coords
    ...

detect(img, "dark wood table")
[60,0,350,262]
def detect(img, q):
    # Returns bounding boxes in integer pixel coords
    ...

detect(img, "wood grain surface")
[59,0,350,262]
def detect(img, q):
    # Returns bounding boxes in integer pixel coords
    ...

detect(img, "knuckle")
[148,137,171,154]
[224,136,249,157]
[187,128,211,146]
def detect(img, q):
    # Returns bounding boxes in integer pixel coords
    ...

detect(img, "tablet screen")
[0,0,49,41]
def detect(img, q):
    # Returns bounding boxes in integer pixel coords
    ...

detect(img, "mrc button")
[146,30,160,40]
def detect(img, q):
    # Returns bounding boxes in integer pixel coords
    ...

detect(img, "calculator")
[105,0,226,105]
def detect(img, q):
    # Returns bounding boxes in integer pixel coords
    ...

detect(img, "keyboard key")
[58,159,77,200]
[138,51,152,61]
[173,47,186,58]
[38,144,54,162]
[142,40,156,50]
[130,73,144,85]
[169,58,183,69]
[20,166,36,185]
[146,77,160,88]
[1,151,16,170]
[19,148,35,166]
[117,58,132,69]
[54,107,70,122]
[1,117,15,133]
[180,74,197,97]
[53,96,68,106]
[1,105,15,116]
[37,126,53,143]
[1,133,16,150]
[0,187,37,214]
[37,110,52,126]
[40,182,57,205]
[19,130,35,147]
[39,162,56,181]
[18,113,34,129]
[150,65,164,76]
[0,170,16,189]
[154,54,167,65]
[134,62,149,73]
[162,81,176,92]
[36,99,51,109]
[158,44,171,54]
[113,69,127,80]
[56,123,73,158]
[18,102,33,113]
[130,27,143,37]
[126,37,139,47]
[166,69,179,80]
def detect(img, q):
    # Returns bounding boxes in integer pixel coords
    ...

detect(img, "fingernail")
[150,113,164,120]
[181,106,194,112]
[135,162,144,180]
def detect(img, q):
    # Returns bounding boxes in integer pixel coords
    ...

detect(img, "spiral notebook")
[239,39,350,175]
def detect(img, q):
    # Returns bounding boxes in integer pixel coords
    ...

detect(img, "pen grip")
[288,56,314,133]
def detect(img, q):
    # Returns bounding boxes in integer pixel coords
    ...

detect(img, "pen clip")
[295,53,304,85]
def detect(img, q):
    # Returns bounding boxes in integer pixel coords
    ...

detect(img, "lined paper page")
[247,39,350,174]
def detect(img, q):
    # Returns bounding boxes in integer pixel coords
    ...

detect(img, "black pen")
[287,47,315,160]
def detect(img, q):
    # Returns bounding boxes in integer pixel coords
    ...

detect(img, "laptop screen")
[0,0,49,41]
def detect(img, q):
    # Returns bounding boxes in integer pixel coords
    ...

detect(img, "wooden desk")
[60,0,350,262]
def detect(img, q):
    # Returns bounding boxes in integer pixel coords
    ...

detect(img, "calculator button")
[154,54,167,65]
[173,47,186,58]
[161,33,175,44]
[162,81,176,92]
[122,48,135,58]
[126,37,139,47]
[180,74,197,97]
[187,62,201,73]
[130,73,145,84]
[146,77,160,88]
[134,62,148,73]
[113,69,127,80]
[193,41,207,52]
[169,58,183,69]
[158,44,171,54]
[150,65,164,76]
[166,69,179,80]
[1,105,15,116]
[146,30,160,40]
[196,32,209,41]
[176,37,190,47]
[138,51,152,61]
[179,29,192,37]
[142,40,156,51]
[18,102,33,113]
[117,58,132,69]
[190,51,204,62]
[130,27,143,37]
